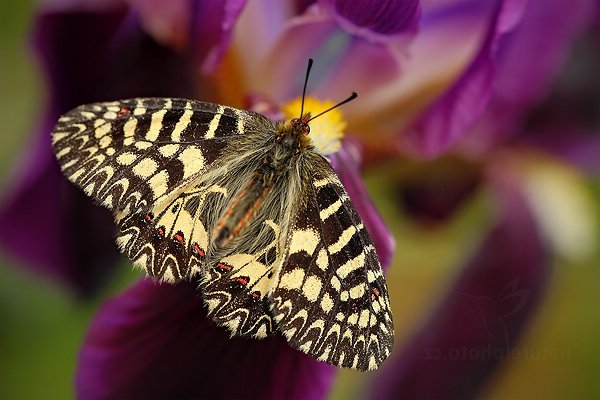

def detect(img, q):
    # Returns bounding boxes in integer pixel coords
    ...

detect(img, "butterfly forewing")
[52,98,247,217]
[269,161,393,370]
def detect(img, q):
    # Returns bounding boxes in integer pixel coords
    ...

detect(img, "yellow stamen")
[282,97,347,155]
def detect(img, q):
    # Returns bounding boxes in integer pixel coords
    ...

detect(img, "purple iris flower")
[1,0,597,398]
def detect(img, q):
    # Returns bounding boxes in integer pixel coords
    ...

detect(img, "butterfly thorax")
[268,115,313,171]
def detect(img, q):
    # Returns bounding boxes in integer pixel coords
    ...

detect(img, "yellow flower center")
[282,97,346,155]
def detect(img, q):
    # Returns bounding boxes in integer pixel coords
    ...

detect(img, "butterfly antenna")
[299,58,314,118]
[307,92,358,122]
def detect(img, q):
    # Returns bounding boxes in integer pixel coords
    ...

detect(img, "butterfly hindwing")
[269,159,394,371]
[115,182,223,281]
[200,218,281,338]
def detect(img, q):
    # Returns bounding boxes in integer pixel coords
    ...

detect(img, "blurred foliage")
[0,1,38,175]
[0,2,598,399]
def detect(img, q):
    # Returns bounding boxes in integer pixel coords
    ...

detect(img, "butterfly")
[51,60,393,371]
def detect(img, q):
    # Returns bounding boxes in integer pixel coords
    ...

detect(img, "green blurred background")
[0,2,599,399]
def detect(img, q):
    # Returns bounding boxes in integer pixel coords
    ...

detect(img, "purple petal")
[35,9,198,108]
[251,13,402,104]
[323,0,421,41]
[0,9,132,295]
[125,0,247,73]
[493,0,593,114]
[330,138,396,270]
[76,279,336,399]
[192,0,248,73]
[520,127,600,175]
[294,0,318,14]
[400,0,528,157]
[368,175,550,399]
[245,92,285,121]
[462,0,596,152]
[123,0,190,49]
[232,0,307,66]
[328,1,505,153]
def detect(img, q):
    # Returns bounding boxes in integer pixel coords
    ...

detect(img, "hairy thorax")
[269,120,313,171]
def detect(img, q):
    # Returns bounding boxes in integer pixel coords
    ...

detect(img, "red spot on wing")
[228,275,251,291]
[192,243,206,257]
[173,231,185,245]
[157,226,165,238]
[235,276,249,287]
[216,262,232,272]
[251,291,261,300]
[142,212,154,224]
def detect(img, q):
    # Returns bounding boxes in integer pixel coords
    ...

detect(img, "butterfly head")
[276,58,357,155]
[289,114,311,136]
[281,93,356,155]
[275,115,312,153]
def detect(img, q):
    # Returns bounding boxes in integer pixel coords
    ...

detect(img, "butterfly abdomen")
[212,174,270,248]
